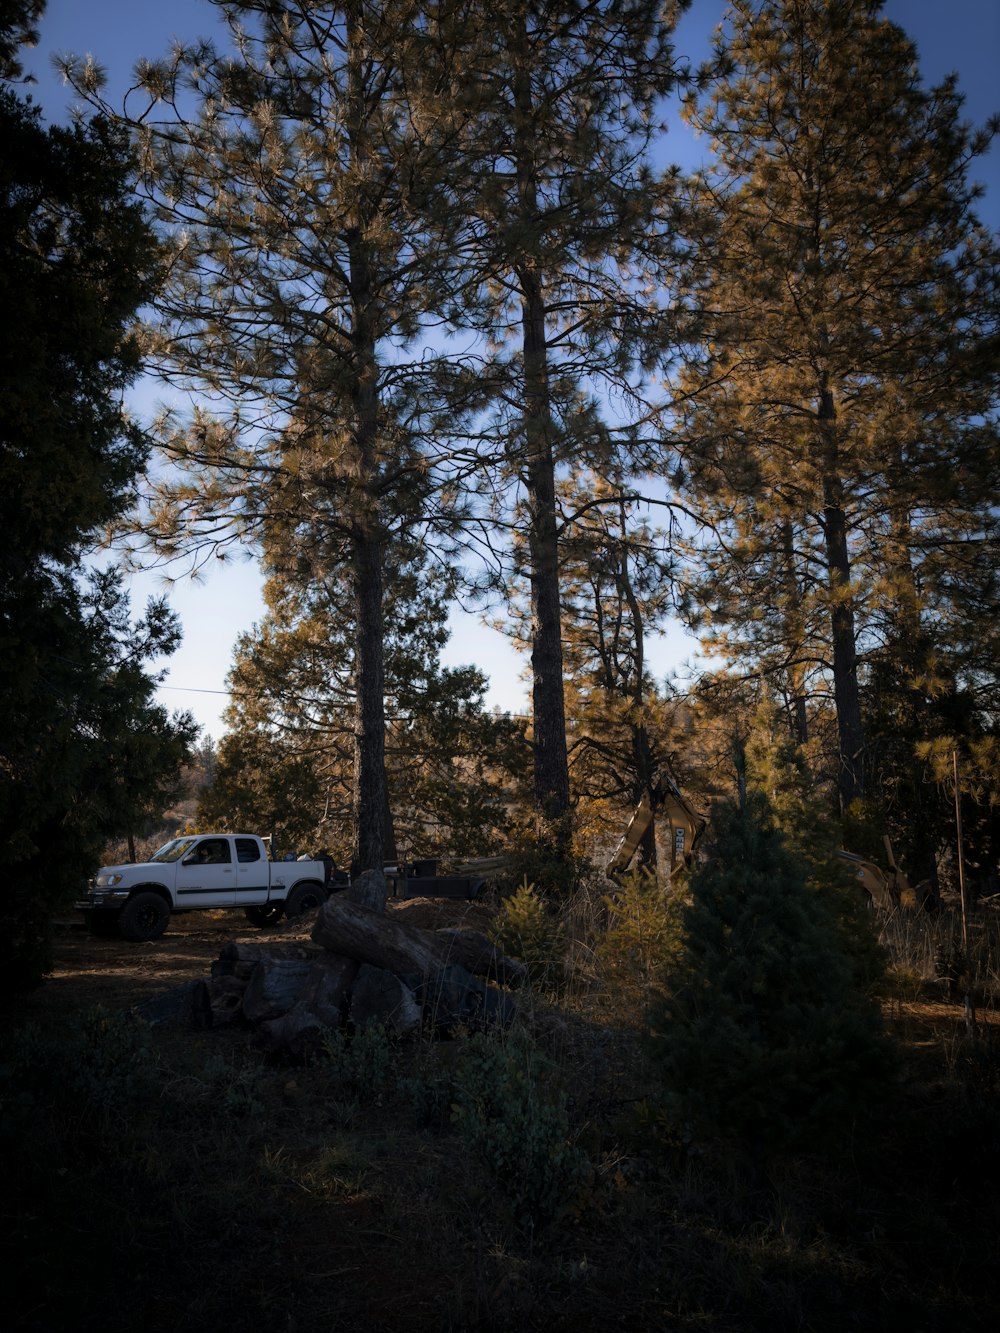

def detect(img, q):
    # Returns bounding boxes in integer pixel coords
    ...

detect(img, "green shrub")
[506,847,590,899]
[1,1006,154,1139]
[598,866,685,989]
[488,878,566,988]
[647,797,893,1158]
[323,1022,395,1097]
[450,1028,586,1228]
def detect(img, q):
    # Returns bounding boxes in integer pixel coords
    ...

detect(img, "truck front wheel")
[283,881,326,920]
[118,892,171,942]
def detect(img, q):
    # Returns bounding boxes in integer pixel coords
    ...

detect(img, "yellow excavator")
[836,838,922,910]
[607,773,707,874]
[608,777,921,911]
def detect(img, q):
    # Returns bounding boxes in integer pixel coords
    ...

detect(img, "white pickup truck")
[75,834,331,941]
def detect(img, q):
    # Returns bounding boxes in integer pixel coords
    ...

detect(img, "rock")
[349,963,422,1040]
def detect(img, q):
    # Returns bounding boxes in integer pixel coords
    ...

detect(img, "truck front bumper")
[75,890,130,914]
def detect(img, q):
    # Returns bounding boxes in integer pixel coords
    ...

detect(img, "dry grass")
[2,894,999,1331]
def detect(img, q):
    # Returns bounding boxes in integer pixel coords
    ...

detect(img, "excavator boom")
[608,774,706,874]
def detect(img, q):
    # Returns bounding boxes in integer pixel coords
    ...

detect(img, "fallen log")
[415,964,517,1035]
[312,896,524,986]
[190,974,249,1029]
[184,898,519,1047]
[350,964,422,1040]
[432,928,528,989]
[214,941,319,972]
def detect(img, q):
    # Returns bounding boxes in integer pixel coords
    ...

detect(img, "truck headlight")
[96,873,124,887]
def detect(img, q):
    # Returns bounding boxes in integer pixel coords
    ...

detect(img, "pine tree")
[647,795,891,1156]
[676,0,1000,812]
[206,540,523,863]
[559,475,682,870]
[0,0,42,79]
[63,0,483,873]
[428,0,690,852]
[744,696,888,993]
[1,17,190,990]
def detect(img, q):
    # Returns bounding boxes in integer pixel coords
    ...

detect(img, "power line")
[158,685,233,696]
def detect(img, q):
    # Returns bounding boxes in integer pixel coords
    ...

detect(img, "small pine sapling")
[647,796,892,1157]
[488,879,566,990]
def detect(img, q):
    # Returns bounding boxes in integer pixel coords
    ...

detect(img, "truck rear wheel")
[283,881,326,920]
[244,905,284,928]
[118,892,170,942]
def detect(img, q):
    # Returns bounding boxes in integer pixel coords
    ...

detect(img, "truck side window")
[198,839,231,865]
[236,838,261,863]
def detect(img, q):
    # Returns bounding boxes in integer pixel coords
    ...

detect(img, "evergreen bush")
[1,1006,154,1140]
[450,1029,586,1228]
[488,879,566,989]
[597,866,685,990]
[647,797,892,1157]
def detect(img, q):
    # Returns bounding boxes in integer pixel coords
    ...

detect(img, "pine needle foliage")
[488,879,565,990]
[745,699,889,995]
[1,15,193,989]
[676,0,1000,812]
[598,867,685,993]
[647,796,892,1157]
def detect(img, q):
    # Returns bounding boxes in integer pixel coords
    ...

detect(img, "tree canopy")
[675,0,1000,823]
[0,29,195,988]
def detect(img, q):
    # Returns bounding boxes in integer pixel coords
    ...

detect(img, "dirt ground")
[21,895,499,1028]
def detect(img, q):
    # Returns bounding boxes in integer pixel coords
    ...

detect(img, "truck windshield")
[148,837,199,864]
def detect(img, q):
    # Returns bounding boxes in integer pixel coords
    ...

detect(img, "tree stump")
[347,868,388,912]
[253,954,360,1062]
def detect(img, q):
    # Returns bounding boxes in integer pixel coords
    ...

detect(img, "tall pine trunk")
[619,509,657,872]
[819,391,865,809]
[779,520,810,747]
[521,270,571,844]
[514,31,570,851]
[351,526,389,874]
[347,10,390,874]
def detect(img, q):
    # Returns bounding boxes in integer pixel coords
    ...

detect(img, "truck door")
[176,837,236,907]
[234,837,270,903]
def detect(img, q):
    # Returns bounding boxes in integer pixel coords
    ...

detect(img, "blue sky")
[20,0,1000,737]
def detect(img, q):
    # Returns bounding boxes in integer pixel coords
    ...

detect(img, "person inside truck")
[190,839,230,865]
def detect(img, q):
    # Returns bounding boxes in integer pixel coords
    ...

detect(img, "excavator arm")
[607,774,706,874]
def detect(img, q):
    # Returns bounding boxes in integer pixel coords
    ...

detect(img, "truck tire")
[283,881,326,920]
[244,905,284,928]
[118,891,171,942]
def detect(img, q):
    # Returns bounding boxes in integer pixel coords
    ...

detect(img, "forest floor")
[2,900,999,1333]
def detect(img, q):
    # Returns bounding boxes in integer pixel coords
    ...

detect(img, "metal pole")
[953,750,976,1031]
